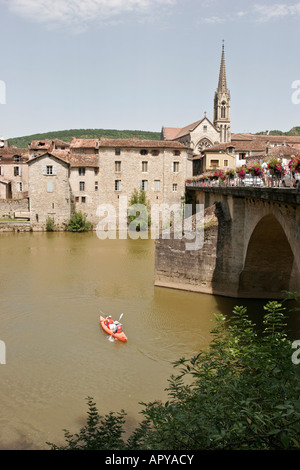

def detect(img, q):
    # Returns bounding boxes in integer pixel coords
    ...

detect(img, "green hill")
[8,128,161,148]
[255,126,300,136]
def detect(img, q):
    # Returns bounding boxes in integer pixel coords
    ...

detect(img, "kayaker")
[113,321,123,333]
[105,316,113,327]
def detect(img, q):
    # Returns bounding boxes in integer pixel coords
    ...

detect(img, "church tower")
[214,41,231,143]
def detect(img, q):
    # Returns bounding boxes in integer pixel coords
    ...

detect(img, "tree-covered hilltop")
[7,128,161,148]
[256,126,300,136]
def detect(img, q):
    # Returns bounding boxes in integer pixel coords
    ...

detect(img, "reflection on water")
[0,232,299,449]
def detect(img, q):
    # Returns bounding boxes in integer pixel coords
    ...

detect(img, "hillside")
[256,126,300,136]
[7,128,161,148]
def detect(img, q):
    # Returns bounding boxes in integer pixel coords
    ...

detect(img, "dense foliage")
[128,189,151,231]
[68,211,93,232]
[48,300,300,450]
[8,128,161,148]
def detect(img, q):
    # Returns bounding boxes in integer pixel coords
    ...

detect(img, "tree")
[48,301,300,450]
[68,211,93,232]
[128,189,151,232]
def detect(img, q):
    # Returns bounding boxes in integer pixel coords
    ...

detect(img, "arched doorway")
[238,214,294,298]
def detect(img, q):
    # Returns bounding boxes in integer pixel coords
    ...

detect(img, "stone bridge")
[154,186,300,299]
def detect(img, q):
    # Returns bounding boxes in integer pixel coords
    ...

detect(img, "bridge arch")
[238,214,295,298]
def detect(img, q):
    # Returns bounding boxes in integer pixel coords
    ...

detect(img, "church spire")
[217,40,227,93]
[214,41,231,143]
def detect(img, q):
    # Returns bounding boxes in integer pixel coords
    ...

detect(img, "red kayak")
[100,315,127,342]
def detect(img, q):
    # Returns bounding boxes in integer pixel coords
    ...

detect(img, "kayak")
[99,315,127,342]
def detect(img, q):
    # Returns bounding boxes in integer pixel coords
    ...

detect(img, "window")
[115,180,121,191]
[154,180,160,191]
[94,168,99,175]
[210,159,219,167]
[152,150,159,156]
[115,148,121,156]
[79,168,85,176]
[115,161,121,172]
[140,149,148,155]
[174,150,180,156]
[142,161,148,172]
[173,161,179,173]
[227,147,234,154]
[75,196,79,202]
[239,153,246,160]
[80,181,85,191]
[224,160,229,167]
[203,125,207,133]
[81,197,86,203]
[14,166,21,176]
[47,182,53,193]
[140,180,148,191]
[43,166,56,176]
[95,181,98,191]
[14,155,20,163]
[17,182,23,192]
[173,183,178,192]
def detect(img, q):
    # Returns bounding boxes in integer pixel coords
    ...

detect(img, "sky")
[1,0,300,139]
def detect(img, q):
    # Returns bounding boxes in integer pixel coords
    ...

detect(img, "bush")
[128,189,151,231]
[48,300,300,450]
[46,216,55,232]
[68,211,93,232]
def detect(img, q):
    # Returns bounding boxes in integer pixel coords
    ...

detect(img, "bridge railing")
[185,176,295,189]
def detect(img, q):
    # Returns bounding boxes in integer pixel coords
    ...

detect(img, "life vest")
[106,317,113,326]
[116,324,122,333]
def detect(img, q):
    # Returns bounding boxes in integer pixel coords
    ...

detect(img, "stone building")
[25,137,192,230]
[0,147,29,199]
[98,138,192,216]
[27,152,70,229]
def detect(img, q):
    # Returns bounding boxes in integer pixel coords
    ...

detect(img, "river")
[0,232,299,449]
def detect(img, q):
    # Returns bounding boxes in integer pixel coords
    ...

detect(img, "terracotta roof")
[99,137,189,149]
[161,127,182,141]
[204,140,265,152]
[68,154,99,167]
[261,146,299,157]
[162,118,217,142]
[27,151,70,165]
[70,138,99,149]
[0,177,11,184]
[28,139,54,150]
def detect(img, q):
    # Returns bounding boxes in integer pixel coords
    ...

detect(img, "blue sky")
[1,0,300,139]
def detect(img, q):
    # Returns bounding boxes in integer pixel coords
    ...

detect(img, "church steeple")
[218,41,227,93]
[214,41,231,143]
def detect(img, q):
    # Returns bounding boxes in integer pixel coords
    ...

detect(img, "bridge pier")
[155,186,300,299]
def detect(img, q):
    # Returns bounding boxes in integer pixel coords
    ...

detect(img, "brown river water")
[0,232,299,449]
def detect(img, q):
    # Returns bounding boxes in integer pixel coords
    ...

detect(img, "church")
[161,41,231,155]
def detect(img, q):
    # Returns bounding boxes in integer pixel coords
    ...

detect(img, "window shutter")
[47,182,53,193]
[43,166,46,175]
[53,166,57,175]
[19,167,22,176]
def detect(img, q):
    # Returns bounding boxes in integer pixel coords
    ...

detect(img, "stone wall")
[154,204,221,294]
[69,166,100,226]
[28,154,71,230]
[98,147,189,227]
[0,198,29,218]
